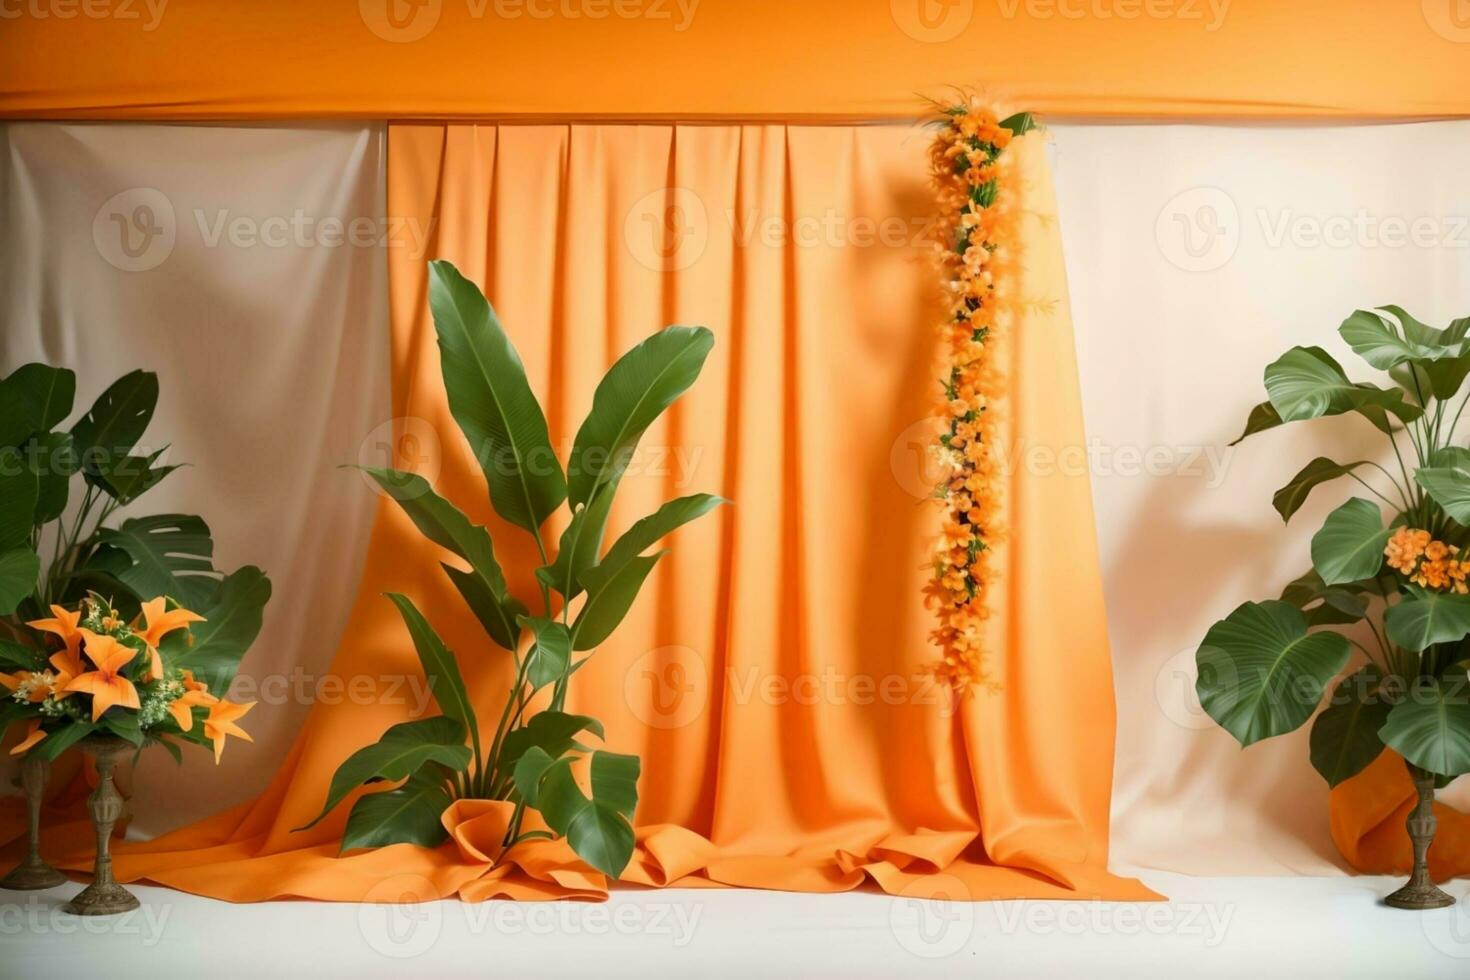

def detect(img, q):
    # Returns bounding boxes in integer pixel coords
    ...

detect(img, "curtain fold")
[27,122,1153,902]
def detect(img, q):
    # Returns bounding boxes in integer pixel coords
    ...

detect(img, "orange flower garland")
[923,102,1033,691]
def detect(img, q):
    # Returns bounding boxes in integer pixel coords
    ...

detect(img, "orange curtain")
[2,1,1468,121]
[20,122,1156,902]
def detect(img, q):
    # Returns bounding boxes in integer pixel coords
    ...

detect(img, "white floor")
[4,872,1469,978]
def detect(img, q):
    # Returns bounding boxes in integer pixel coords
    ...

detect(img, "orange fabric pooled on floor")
[1330,751,1470,882]
[8,123,1154,902]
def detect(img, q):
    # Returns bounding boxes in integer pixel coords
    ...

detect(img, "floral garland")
[923,102,1035,692]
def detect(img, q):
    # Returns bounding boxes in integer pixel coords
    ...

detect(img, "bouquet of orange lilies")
[0,594,255,764]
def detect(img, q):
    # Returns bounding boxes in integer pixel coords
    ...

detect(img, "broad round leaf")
[1384,587,1470,652]
[1310,498,1391,585]
[159,565,271,692]
[1272,457,1371,523]
[1379,679,1470,778]
[1264,346,1421,432]
[1195,600,1351,746]
[1309,666,1390,787]
[340,768,453,853]
[0,363,75,447]
[0,547,40,616]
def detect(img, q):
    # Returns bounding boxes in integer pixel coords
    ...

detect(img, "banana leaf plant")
[300,260,725,878]
[1196,306,1470,792]
[0,361,272,757]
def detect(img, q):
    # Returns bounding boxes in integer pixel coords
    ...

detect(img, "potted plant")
[0,362,271,911]
[1195,306,1470,909]
[299,260,725,880]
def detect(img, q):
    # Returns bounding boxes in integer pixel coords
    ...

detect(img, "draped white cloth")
[0,123,391,832]
[4,118,1468,873]
[1050,120,1470,875]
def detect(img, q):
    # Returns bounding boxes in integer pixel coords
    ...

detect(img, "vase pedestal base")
[1385,881,1456,911]
[62,880,140,917]
[0,860,66,891]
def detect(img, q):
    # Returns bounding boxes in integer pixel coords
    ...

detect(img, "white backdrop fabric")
[1050,120,1470,875]
[0,123,391,833]
[4,119,1469,875]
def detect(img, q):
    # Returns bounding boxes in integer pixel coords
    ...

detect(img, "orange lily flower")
[203,700,254,763]
[133,597,206,681]
[9,720,46,756]
[0,670,59,703]
[167,676,218,733]
[27,604,83,662]
[66,630,141,722]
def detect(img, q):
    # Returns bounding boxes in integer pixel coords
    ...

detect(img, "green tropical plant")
[1196,306,1470,794]
[0,361,271,758]
[301,260,725,878]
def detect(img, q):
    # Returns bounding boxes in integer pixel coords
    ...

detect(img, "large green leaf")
[1278,568,1369,627]
[35,720,95,763]
[1310,498,1391,585]
[427,259,566,534]
[0,448,39,550]
[1339,309,1444,370]
[597,493,727,580]
[566,325,714,507]
[358,467,523,649]
[520,616,572,690]
[29,431,78,524]
[0,363,75,447]
[71,370,158,480]
[1309,666,1391,787]
[1272,458,1372,523]
[1379,679,1470,778]
[1195,600,1352,746]
[98,448,181,505]
[537,487,616,601]
[572,551,664,651]
[1230,400,1284,446]
[534,751,640,877]
[96,513,218,608]
[298,716,470,830]
[1385,587,1470,652]
[1415,451,1470,525]
[384,592,480,750]
[0,547,40,617]
[496,710,604,776]
[512,745,557,807]
[161,566,271,692]
[0,639,44,671]
[1263,346,1421,433]
[340,766,453,853]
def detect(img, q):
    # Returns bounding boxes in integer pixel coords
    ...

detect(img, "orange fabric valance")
[2,1,1468,121]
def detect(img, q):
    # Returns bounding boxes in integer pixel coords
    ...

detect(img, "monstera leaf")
[96,513,218,608]
[428,259,566,534]
[0,363,75,447]
[566,325,714,507]
[161,566,271,692]
[1379,679,1470,778]
[299,716,470,831]
[0,449,38,552]
[71,370,158,481]
[521,750,640,877]
[1310,498,1393,585]
[496,711,605,778]
[1263,346,1421,433]
[0,548,39,616]
[1340,307,1470,400]
[1195,600,1351,746]
[1309,666,1392,787]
